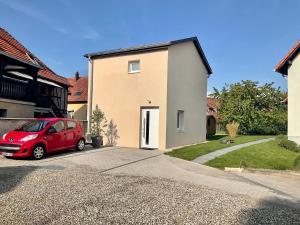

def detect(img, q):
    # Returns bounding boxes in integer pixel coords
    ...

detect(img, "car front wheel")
[32,145,45,160]
[76,139,85,151]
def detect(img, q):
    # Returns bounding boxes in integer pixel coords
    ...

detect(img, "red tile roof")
[275,40,300,75]
[207,97,219,119]
[0,28,68,86]
[67,76,88,103]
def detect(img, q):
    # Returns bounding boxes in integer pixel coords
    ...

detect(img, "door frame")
[139,106,160,149]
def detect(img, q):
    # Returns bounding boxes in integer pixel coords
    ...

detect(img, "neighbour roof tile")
[0,27,68,86]
[67,76,88,102]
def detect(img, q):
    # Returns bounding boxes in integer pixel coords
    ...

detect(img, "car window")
[51,121,65,132]
[67,121,76,130]
[15,120,49,132]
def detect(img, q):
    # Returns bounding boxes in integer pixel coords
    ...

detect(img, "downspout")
[86,56,93,141]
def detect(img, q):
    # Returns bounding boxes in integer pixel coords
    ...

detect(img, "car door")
[65,120,77,148]
[45,121,66,152]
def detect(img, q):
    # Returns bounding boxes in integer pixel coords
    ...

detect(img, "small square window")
[177,110,184,132]
[128,60,140,73]
[0,109,7,117]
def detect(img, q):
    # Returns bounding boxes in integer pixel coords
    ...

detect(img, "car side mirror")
[47,127,56,134]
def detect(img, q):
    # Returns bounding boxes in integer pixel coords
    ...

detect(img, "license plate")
[2,153,12,157]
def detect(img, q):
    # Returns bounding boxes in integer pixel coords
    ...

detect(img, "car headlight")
[20,134,38,142]
[2,133,7,139]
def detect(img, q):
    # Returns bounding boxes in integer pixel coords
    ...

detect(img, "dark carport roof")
[84,37,212,75]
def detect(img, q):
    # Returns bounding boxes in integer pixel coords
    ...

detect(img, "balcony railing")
[0,78,32,102]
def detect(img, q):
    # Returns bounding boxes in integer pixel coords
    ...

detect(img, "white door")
[141,108,159,149]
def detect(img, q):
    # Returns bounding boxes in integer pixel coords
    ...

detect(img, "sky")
[1,0,299,93]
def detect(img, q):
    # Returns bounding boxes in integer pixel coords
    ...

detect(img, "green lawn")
[166,135,273,161]
[205,141,300,170]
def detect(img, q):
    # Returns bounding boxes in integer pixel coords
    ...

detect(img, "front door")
[141,108,159,149]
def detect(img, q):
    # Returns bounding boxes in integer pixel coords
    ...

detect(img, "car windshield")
[15,120,50,132]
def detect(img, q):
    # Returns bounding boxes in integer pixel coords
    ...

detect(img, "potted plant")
[91,104,107,148]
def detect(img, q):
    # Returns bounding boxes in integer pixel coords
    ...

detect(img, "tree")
[91,105,107,137]
[211,80,287,135]
[105,120,119,146]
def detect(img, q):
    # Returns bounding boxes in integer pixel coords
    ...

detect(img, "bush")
[293,156,300,171]
[278,139,299,152]
[226,122,239,138]
[275,135,288,144]
[239,160,248,169]
[219,136,234,144]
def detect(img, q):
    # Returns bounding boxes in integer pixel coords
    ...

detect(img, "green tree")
[91,104,107,137]
[211,80,287,135]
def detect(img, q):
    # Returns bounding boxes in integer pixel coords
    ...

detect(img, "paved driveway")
[1,146,300,208]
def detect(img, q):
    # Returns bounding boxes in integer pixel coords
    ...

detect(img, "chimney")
[75,71,80,81]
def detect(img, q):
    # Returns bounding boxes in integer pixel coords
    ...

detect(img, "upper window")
[177,110,184,132]
[128,60,140,73]
[74,91,81,96]
[67,121,76,130]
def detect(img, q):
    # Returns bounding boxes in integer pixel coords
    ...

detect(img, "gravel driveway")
[1,166,299,225]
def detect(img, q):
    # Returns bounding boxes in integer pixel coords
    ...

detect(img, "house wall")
[166,42,208,148]
[91,50,168,149]
[288,53,300,144]
[67,102,87,120]
[0,98,35,118]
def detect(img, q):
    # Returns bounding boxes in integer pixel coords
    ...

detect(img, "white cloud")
[58,0,101,40]
[0,0,69,34]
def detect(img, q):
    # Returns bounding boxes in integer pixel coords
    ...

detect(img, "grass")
[166,135,273,161]
[205,141,300,170]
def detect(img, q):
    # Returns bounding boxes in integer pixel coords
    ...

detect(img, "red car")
[0,118,85,159]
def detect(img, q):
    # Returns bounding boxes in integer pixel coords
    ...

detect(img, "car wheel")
[76,139,85,151]
[32,145,45,160]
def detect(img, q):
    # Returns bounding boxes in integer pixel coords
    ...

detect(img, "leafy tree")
[91,105,107,137]
[211,80,287,135]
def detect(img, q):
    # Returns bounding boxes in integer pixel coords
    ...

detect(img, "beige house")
[275,40,300,144]
[85,37,212,149]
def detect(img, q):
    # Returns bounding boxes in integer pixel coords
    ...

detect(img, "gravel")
[0,166,300,225]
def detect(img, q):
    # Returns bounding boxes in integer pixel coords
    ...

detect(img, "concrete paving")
[193,137,275,164]
[1,146,300,208]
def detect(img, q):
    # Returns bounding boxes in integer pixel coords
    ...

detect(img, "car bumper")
[0,142,32,157]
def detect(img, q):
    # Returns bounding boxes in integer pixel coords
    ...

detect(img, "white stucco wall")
[166,41,208,148]
[288,52,300,144]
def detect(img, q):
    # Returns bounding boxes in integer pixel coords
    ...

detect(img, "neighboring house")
[207,97,219,135]
[275,39,300,144]
[85,37,212,149]
[67,72,88,120]
[0,28,69,118]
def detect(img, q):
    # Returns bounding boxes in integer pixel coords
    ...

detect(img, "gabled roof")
[275,40,300,75]
[67,76,88,103]
[207,97,219,118]
[85,37,212,75]
[0,28,68,86]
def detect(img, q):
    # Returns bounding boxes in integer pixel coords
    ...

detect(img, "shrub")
[219,136,234,144]
[91,104,107,137]
[278,139,299,152]
[226,122,239,138]
[239,160,248,169]
[275,135,288,145]
[293,156,300,171]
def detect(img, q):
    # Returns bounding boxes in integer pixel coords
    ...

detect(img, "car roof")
[35,118,77,122]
